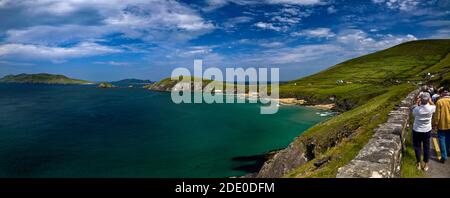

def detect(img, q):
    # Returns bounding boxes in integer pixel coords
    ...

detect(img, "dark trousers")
[412,130,431,163]
[438,130,450,160]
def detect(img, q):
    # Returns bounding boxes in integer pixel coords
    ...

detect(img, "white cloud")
[104,2,214,32]
[258,41,285,48]
[327,6,337,14]
[222,16,253,30]
[180,46,215,57]
[0,0,218,63]
[292,28,336,38]
[5,25,110,45]
[0,60,35,66]
[265,7,312,27]
[419,20,450,27]
[372,0,421,11]
[203,0,230,11]
[266,0,326,5]
[266,44,341,64]
[254,22,284,31]
[147,45,225,67]
[230,30,419,67]
[336,29,417,53]
[0,42,122,62]
[1,0,214,45]
[272,16,302,24]
[203,0,326,11]
[93,61,130,66]
[428,28,450,39]
[280,7,301,15]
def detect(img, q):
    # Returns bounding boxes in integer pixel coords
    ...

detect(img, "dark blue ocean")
[0,84,327,178]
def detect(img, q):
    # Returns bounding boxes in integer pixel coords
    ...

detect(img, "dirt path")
[426,133,450,178]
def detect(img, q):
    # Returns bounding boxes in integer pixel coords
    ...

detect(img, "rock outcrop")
[336,90,418,178]
[256,140,309,178]
[145,77,210,92]
[98,82,115,88]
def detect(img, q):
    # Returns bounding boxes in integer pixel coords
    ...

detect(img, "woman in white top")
[412,94,436,171]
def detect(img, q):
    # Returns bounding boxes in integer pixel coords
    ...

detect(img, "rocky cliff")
[145,77,212,92]
[256,139,309,178]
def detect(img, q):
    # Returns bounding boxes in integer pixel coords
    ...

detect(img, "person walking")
[412,94,435,171]
[419,85,432,99]
[432,87,443,103]
[434,87,450,163]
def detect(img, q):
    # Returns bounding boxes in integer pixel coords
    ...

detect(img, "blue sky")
[0,0,449,81]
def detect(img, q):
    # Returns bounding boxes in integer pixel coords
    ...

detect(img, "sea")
[0,83,329,178]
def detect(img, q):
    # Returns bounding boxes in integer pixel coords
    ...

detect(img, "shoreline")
[147,88,337,111]
[274,98,336,110]
[305,103,335,110]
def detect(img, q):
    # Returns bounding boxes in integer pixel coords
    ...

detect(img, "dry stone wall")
[336,90,419,178]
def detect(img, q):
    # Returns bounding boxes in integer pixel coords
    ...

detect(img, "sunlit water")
[0,84,329,178]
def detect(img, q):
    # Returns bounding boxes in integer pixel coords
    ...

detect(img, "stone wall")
[336,90,419,178]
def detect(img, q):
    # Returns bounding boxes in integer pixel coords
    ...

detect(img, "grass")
[284,84,416,177]
[282,40,450,178]
[280,39,450,108]
[426,52,450,87]
[282,39,450,177]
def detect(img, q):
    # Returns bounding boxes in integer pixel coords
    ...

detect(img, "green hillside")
[0,73,92,84]
[148,40,450,109]
[280,39,450,110]
[277,39,450,177]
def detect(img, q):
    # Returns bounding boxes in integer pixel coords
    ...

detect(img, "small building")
[336,80,344,84]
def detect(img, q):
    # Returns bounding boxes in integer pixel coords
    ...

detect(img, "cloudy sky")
[0,0,449,81]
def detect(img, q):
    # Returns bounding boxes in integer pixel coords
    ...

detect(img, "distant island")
[111,79,153,85]
[98,82,116,88]
[0,74,155,88]
[0,73,93,85]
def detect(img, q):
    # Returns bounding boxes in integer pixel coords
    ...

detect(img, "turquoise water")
[0,84,328,178]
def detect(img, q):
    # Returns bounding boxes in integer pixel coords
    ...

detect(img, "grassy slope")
[0,73,91,84]
[280,39,450,108]
[425,52,450,87]
[284,84,415,177]
[280,39,450,177]
[149,40,450,97]
[143,77,183,90]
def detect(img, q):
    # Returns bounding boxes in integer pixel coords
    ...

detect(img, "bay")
[0,84,328,178]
